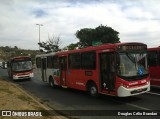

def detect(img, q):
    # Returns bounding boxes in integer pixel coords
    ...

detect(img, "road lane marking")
[114,92,160,111]
[112,99,152,110]
[147,92,160,96]
[125,103,152,110]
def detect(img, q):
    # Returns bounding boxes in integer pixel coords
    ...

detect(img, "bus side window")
[69,53,81,69]
[148,51,158,66]
[36,57,41,68]
[53,56,59,69]
[47,56,54,68]
[82,51,96,70]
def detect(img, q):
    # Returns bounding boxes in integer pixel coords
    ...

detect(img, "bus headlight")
[146,81,149,85]
[121,83,129,88]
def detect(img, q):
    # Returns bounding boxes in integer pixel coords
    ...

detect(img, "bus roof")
[9,56,31,62]
[56,42,146,55]
[35,42,146,57]
[11,56,31,59]
[148,47,160,51]
[35,52,56,58]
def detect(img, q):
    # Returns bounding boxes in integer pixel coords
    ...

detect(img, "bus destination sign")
[117,45,147,52]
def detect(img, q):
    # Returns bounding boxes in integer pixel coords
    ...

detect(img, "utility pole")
[36,24,43,50]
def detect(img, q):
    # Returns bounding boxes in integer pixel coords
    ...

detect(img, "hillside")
[0,46,41,63]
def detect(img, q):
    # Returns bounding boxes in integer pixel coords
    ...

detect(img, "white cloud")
[0,0,160,50]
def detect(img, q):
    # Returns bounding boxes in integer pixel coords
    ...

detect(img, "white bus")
[35,52,58,86]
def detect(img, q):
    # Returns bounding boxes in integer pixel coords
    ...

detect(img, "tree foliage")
[63,43,79,50]
[0,46,39,62]
[38,34,61,53]
[75,24,120,48]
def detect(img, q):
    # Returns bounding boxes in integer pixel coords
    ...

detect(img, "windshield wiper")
[126,53,136,63]
[126,53,138,70]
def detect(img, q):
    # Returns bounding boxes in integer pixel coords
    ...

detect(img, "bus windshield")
[117,52,148,78]
[12,61,32,72]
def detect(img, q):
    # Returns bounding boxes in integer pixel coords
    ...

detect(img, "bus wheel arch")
[49,76,55,88]
[86,80,98,97]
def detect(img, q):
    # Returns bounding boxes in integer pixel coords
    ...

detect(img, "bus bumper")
[13,73,34,80]
[117,82,150,97]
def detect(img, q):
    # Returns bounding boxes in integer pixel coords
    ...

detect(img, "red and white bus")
[7,56,34,80]
[148,47,160,87]
[35,42,150,97]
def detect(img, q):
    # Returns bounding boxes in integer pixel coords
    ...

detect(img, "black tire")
[27,78,31,81]
[49,77,55,88]
[88,83,98,97]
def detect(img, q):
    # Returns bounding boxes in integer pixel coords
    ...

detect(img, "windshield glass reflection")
[117,52,148,77]
[12,61,32,72]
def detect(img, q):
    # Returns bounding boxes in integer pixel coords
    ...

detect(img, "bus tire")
[28,78,31,80]
[49,77,55,88]
[88,82,98,97]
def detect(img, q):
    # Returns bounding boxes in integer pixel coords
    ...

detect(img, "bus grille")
[18,76,30,79]
[131,88,147,94]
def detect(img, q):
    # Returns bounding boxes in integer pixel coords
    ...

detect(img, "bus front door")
[41,58,47,82]
[59,56,67,87]
[99,52,115,92]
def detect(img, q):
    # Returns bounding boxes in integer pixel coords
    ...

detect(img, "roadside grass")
[0,78,65,119]
[17,95,33,102]
[0,87,13,94]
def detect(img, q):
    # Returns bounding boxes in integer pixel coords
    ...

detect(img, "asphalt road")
[0,68,160,119]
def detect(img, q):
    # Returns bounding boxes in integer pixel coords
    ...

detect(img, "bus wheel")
[49,77,54,88]
[88,83,98,97]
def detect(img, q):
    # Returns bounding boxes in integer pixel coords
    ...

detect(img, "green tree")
[75,24,120,48]
[63,43,79,50]
[38,34,61,53]
[14,46,18,50]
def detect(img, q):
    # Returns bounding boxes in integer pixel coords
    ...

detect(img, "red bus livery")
[7,56,34,80]
[36,42,150,97]
[148,47,160,87]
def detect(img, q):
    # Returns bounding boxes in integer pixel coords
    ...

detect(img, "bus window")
[12,61,32,72]
[47,56,54,68]
[148,51,158,66]
[36,57,41,68]
[118,52,148,78]
[69,53,81,69]
[82,51,96,70]
[53,56,59,68]
[60,57,67,70]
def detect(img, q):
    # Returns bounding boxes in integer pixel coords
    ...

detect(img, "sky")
[0,0,160,50]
